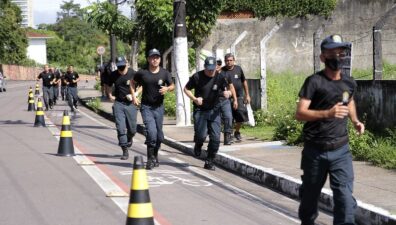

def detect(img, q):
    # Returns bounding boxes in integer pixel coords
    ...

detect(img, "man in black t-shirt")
[184,57,237,170]
[131,48,174,169]
[105,56,138,160]
[37,64,55,111]
[50,67,61,105]
[60,70,68,101]
[295,35,365,225]
[64,65,80,112]
[216,58,237,145]
[222,53,251,142]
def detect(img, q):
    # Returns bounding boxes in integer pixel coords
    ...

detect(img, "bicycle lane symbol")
[119,170,213,188]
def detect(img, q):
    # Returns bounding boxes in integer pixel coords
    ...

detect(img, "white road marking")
[44,112,161,225]
[167,157,300,223]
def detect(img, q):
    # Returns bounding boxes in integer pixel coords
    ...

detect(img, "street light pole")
[173,0,191,126]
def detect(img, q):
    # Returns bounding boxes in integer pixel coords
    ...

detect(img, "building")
[26,32,51,65]
[11,0,34,28]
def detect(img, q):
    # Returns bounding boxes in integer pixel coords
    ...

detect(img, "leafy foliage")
[0,0,28,64]
[224,0,337,18]
[84,2,136,42]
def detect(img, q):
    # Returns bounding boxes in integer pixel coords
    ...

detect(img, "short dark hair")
[224,53,235,60]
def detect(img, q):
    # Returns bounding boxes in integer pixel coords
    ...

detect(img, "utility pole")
[108,0,118,64]
[173,0,191,126]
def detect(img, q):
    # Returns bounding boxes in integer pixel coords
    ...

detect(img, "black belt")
[305,136,349,151]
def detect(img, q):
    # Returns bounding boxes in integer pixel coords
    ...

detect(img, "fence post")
[230,31,248,57]
[372,4,396,80]
[260,24,282,111]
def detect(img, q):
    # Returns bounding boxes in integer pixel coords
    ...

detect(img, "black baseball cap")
[204,57,216,70]
[116,56,127,67]
[321,34,351,51]
[148,48,161,57]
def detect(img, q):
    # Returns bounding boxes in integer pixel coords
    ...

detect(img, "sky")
[33,0,131,27]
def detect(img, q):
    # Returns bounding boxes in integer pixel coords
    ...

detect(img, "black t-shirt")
[134,67,173,106]
[52,71,61,86]
[60,73,67,87]
[222,65,245,97]
[38,71,54,87]
[185,71,230,111]
[64,72,79,87]
[105,68,136,102]
[298,70,357,145]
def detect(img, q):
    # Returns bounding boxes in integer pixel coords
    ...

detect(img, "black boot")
[146,147,155,170]
[127,135,133,148]
[224,133,232,145]
[204,158,215,170]
[194,143,203,157]
[204,151,216,170]
[120,147,129,160]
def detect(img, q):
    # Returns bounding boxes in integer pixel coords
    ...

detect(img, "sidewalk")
[78,86,396,225]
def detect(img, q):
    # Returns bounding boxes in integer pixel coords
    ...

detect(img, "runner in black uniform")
[131,49,175,169]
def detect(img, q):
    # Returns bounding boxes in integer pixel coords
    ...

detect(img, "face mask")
[117,66,126,71]
[325,57,344,71]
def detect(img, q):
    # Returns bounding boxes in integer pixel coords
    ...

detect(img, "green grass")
[353,61,396,80]
[241,125,275,141]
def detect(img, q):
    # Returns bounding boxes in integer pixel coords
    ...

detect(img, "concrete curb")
[79,97,396,225]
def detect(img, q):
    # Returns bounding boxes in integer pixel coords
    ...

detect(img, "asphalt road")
[0,81,333,225]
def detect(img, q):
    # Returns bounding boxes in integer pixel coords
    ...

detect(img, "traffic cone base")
[57,110,75,156]
[34,99,46,127]
[126,156,154,225]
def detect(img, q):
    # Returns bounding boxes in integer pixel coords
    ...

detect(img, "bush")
[272,114,304,145]
[86,97,101,113]
[164,91,176,117]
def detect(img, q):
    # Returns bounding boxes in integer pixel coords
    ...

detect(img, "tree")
[0,0,28,64]
[135,0,337,53]
[57,0,83,21]
[84,2,136,43]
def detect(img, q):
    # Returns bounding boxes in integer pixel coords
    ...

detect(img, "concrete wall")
[355,80,396,132]
[202,0,396,78]
[27,38,47,65]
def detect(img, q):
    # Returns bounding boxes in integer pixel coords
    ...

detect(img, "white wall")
[27,39,47,65]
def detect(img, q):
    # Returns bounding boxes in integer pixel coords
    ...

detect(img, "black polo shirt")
[185,71,230,111]
[298,70,357,146]
[38,71,54,87]
[64,72,79,87]
[105,68,136,102]
[222,65,245,97]
[134,67,173,106]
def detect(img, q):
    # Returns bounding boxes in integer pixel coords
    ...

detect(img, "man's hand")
[244,95,251,104]
[233,100,238,110]
[353,121,365,135]
[328,102,349,119]
[132,96,140,106]
[159,86,168,95]
[193,97,203,106]
[109,96,115,102]
[223,90,232,99]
